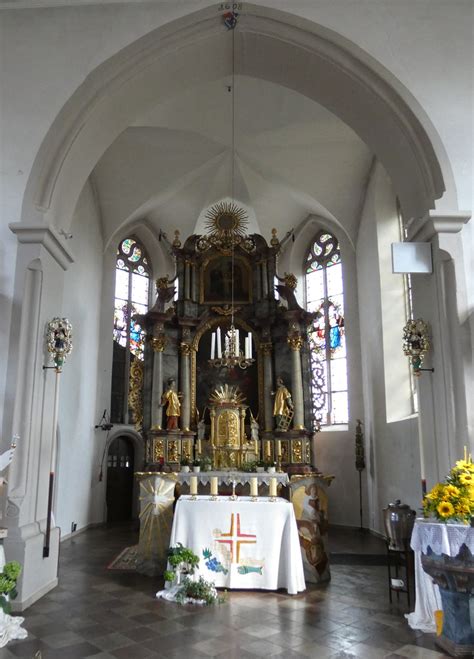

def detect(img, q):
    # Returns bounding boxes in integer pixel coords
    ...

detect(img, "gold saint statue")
[161,378,181,430]
[273,377,294,430]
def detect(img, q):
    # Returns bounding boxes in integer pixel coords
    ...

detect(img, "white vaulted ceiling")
[91,75,373,246]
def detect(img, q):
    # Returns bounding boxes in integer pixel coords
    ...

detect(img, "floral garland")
[423,452,474,523]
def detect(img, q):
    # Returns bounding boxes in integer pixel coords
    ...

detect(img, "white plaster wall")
[55,181,104,532]
[357,162,421,533]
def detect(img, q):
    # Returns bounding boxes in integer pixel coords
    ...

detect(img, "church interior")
[0,1,472,657]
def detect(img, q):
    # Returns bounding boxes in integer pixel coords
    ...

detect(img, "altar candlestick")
[269,477,277,498]
[210,333,216,359]
[190,476,198,496]
[217,327,222,358]
[250,477,258,497]
[210,476,218,496]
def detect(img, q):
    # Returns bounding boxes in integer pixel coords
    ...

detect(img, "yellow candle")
[190,476,198,496]
[269,477,277,498]
[250,477,258,497]
[276,440,281,457]
[254,439,258,455]
[210,476,218,496]
[197,439,202,455]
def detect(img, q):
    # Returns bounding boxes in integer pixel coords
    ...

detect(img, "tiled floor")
[2,524,449,659]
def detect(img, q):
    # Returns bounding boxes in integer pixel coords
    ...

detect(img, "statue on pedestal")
[273,377,294,431]
[161,378,181,430]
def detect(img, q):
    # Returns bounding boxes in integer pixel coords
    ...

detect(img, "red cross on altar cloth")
[216,513,256,563]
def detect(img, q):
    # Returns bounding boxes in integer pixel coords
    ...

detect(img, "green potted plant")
[164,543,199,585]
[255,459,265,473]
[180,457,190,473]
[200,455,212,472]
[0,561,21,614]
[266,460,276,474]
[192,459,201,473]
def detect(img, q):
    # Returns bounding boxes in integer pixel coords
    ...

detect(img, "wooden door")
[106,437,134,522]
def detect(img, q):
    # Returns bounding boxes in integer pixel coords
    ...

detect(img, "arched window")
[111,237,150,423]
[305,230,348,427]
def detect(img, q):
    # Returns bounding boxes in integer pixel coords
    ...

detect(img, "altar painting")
[201,256,251,304]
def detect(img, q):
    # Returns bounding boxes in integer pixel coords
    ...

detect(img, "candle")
[197,439,202,455]
[276,440,281,457]
[269,477,277,498]
[190,476,198,496]
[235,329,240,354]
[266,440,271,460]
[210,333,216,359]
[254,438,258,455]
[217,327,222,358]
[244,336,249,359]
[250,477,258,497]
[210,476,218,496]
[248,333,252,358]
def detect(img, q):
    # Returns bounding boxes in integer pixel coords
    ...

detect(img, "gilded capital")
[180,342,192,356]
[287,335,304,351]
[259,342,273,356]
[151,336,167,352]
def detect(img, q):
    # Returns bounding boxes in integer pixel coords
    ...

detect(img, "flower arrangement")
[175,575,223,606]
[0,561,22,613]
[423,451,474,523]
[162,544,222,606]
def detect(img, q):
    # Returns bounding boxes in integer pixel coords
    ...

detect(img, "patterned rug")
[107,545,139,571]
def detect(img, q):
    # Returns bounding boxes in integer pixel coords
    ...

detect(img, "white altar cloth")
[169,495,306,595]
[406,519,473,633]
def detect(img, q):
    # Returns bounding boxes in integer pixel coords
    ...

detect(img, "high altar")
[132,209,332,582]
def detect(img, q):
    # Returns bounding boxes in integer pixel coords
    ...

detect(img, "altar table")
[406,519,474,633]
[169,495,306,595]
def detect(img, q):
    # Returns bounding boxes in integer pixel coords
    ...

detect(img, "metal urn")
[383,499,416,551]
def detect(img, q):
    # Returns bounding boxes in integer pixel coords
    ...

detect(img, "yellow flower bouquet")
[423,452,474,523]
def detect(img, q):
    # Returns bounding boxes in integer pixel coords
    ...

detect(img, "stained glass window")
[111,237,150,423]
[306,230,348,427]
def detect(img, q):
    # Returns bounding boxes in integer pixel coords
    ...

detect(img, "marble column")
[260,342,273,431]
[151,335,166,429]
[287,335,305,429]
[180,342,191,431]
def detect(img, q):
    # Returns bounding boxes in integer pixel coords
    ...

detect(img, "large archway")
[22,4,456,234]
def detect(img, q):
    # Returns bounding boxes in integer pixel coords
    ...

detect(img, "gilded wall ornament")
[128,360,144,430]
[402,318,431,376]
[180,342,192,356]
[283,272,297,290]
[46,317,73,371]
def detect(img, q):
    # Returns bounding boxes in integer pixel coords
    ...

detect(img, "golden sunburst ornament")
[204,202,248,241]
[209,384,246,405]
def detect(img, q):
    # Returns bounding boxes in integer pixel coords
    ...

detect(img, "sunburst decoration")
[209,384,246,405]
[205,201,248,238]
